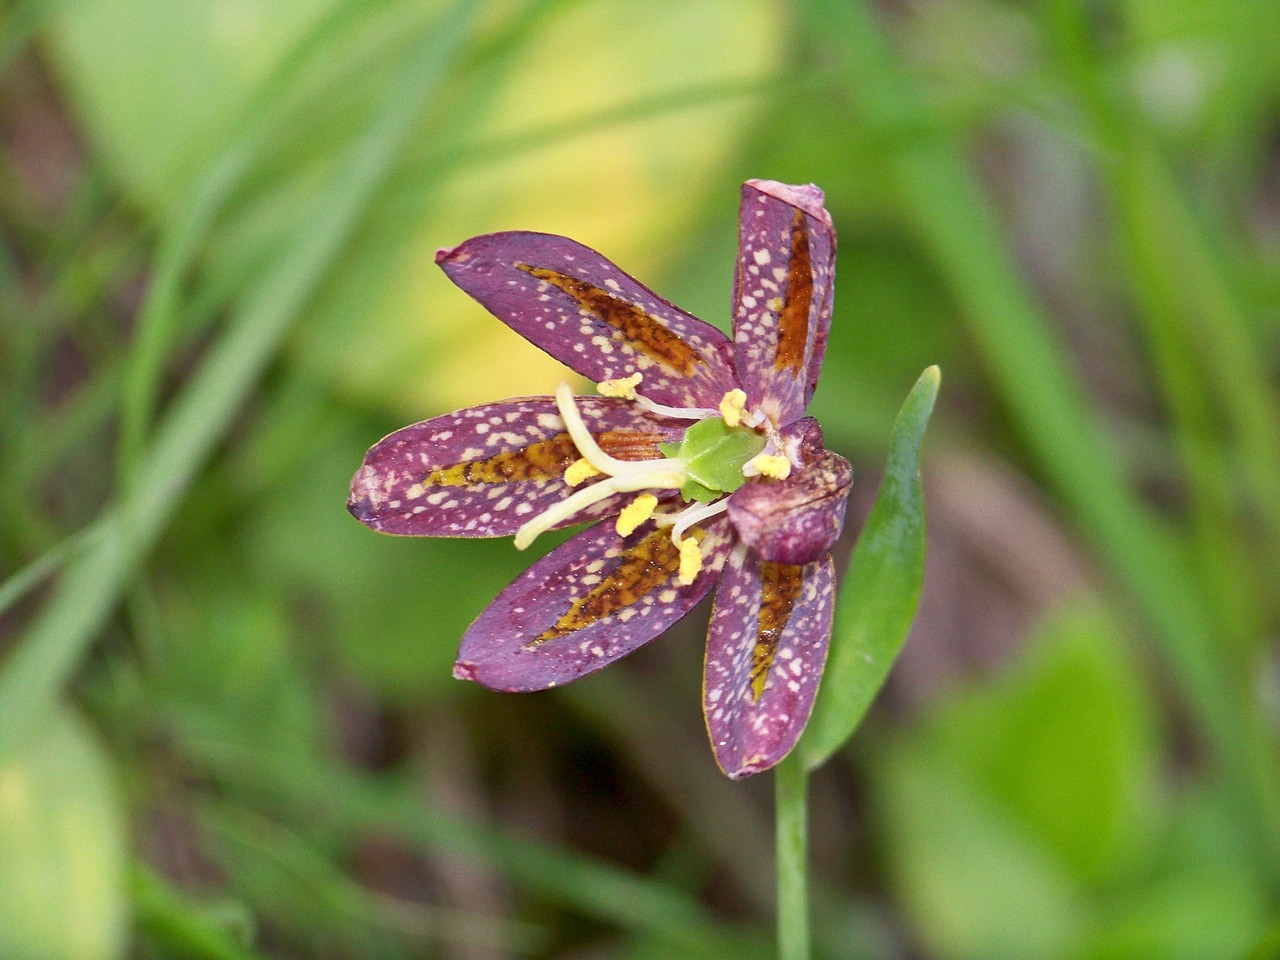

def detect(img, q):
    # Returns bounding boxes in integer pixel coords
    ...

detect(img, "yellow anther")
[718,388,748,428]
[564,458,601,486]
[597,373,643,400]
[615,493,658,536]
[748,453,792,479]
[677,537,703,585]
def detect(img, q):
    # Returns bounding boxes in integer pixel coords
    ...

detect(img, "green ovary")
[659,417,767,503]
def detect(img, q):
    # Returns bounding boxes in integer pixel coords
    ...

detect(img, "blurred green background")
[2,0,1279,957]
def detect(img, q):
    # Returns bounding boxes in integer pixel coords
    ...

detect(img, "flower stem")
[775,752,810,960]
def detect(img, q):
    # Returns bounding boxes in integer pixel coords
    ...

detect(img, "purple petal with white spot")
[703,548,834,779]
[455,517,735,691]
[437,232,738,409]
[348,397,683,537]
[731,180,835,424]
[728,418,852,565]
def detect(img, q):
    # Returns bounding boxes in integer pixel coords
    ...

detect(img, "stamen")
[631,393,720,421]
[597,373,643,399]
[678,538,703,585]
[744,452,792,479]
[564,458,600,486]
[615,494,658,536]
[555,383,673,478]
[515,471,682,550]
[660,497,732,544]
[718,388,748,428]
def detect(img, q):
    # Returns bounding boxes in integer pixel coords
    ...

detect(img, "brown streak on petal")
[596,431,664,462]
[426,431,662,486]
[426,434,579,486]
[750,562,803,700]
[532,527,695,644]
[518,263,703,375]
[774,211,812,374]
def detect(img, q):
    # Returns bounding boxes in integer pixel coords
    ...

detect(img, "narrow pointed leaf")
[799,365,939,770]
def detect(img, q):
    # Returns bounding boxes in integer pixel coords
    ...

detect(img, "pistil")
[655,498,732,585]
[513,384,687,550]
[513,378,782,569]
[514,470,682,550]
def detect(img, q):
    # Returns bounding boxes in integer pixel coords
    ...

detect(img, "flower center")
[513,378,787,583]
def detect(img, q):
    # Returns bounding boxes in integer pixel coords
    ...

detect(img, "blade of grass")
[115,0,445,480]
[131,863,269,960]
[1111,145,1280,565]
[1113,160,1260,650]
[560,670,776,911]
[438,71,814,174]
[186,737,765,956]
[0,0,480,764]
[0,0,71,74]
[797,0,1280,877]
[202,801,546,954]
[6,360,122,512]
[0,523,101,620]
[115,0,580,480]
[1044,0,1272,645]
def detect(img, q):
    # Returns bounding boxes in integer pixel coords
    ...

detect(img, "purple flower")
[349,180,851,778]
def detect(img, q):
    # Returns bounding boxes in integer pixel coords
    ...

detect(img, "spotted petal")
[348,397,683,537]
[703,546,834,779]
[727,418,852,565]
[455,517,734,691]
[731,180,836,424]
[438,232,738,409]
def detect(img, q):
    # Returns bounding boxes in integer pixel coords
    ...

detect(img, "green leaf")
[939,606,1163,885]
[131,863,265,960]
[1075,780,1270,959]
[49,0,785,420]
[872,743,1089,960]
[799,365,939,770]
[1245,919,1280,960]
[796,0,1280,871]
[0,1,480,765]
[0,707,128,960]
[241,423,532,700]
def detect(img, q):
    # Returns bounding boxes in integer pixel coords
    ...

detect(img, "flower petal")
[348,397,683,537]
[438,232,738,409]
[703,547,834,779]
[454,518,735,691]
[728,418,852,565]
[731,180,836,424]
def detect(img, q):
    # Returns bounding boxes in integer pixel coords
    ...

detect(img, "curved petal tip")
[743,179,831,226]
